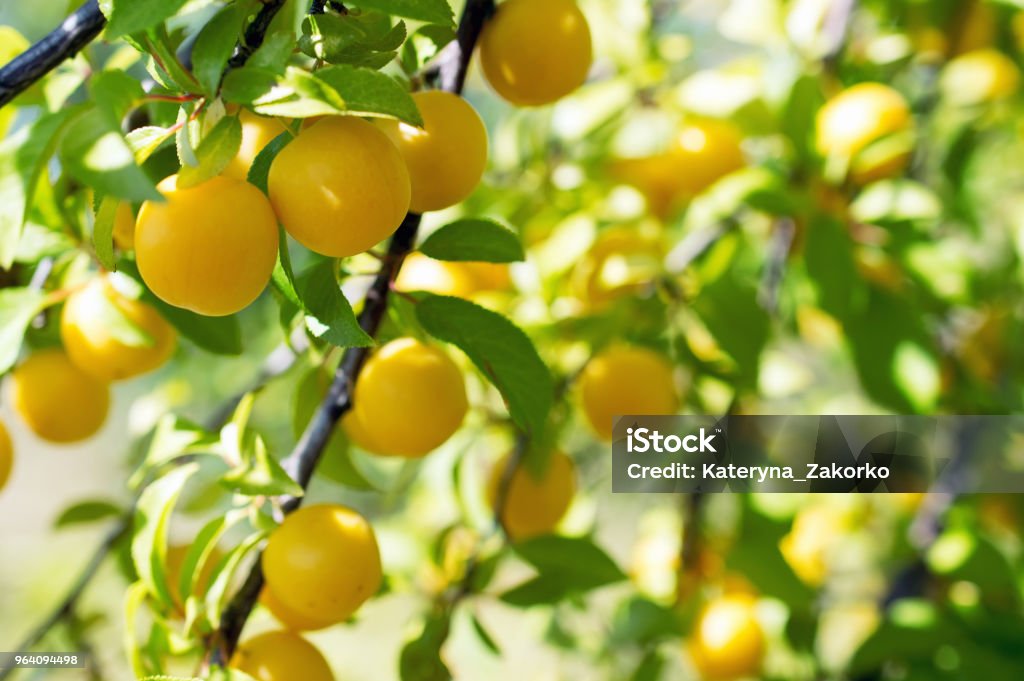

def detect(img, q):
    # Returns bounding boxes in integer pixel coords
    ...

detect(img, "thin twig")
[227,0,289,69]
[0,0,106,108]
[0,517,129,681]
[758,217,796,314]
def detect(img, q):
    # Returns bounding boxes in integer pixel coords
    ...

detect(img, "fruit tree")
[1,0,1024,680]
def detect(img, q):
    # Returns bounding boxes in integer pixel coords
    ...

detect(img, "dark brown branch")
[227,0,289,68]
[209,0,495,664]
[0,0,106,108]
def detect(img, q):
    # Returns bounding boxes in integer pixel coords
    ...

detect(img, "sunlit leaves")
[0,287,47,374]
[0,110,76,268]
[100,0,192,38]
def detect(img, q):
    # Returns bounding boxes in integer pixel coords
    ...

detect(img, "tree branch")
[0,515,128,681]
[209,0,495,664]
[0,0,106,108]
[227,0,289,69]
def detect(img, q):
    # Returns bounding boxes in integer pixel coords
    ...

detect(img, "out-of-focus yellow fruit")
[343,338,467,457]
[611,120,745,218]
[268,116,410,257]
[395,253,478,297]
[488,450,576,541]
[263,504,382,627]
[950,0,995,56]
[480,0,592,106]
[112,201,136,251]
[165,544,220,613]
[223,109,290,181]
[461,261,511,291]
[0,27,29,138]
[379,91,487,213]
[688,594,765,681]
[779,501,851,586]
[61,277,176,382]
[910,26,949,61]
[578,345,678,440]
[0,421,12,492]
[232,630,334,681]
[572,227,663,308]
[260,587,338,632]
[816,84,913,183]
[395,253,511,297]
[136,175,278,316]
[940,49,1021,106]
[9,350,109,444]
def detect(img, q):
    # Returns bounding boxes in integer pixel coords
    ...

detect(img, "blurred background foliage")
[2,0,1024,680]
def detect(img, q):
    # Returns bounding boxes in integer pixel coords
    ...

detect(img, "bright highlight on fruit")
[578,345,678,440]
[816,83,913,182]
[343,338,468,458]
[611,120,745,218]
[480,0,593,106]
[232,630,334,681]
[61,277,176,382]
[379,91,488,213]
[269,116,411,257]
[0,421,12,493]
[136,174,278,317]
[223,108,290,181]
[488,450,577,541]
[940,49,1021,106]
[10,349,110,444]
[262,504,382,627]
[688,594,765,680]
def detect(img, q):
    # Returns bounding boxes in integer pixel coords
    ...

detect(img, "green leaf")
[205,531,266,623]
[610,597,684,646]
[501,536,626,607]
[91,70,144,125]
[221,433,303,497]
[416,296,553,436]
[61,107,160,202]
[126,125,177,164]
[353,0,454,26]
[399,612,452,681]
[0,109,76,268]
[631,650,666,681]
[300,12,406,66]
[54,500,124,529]
[0,287,46,374]
[250,66,347,118]
[514,535,626,589]
[221,66,281,105]
[131,463,201,609]
[247,131,293,194]
[419,219,525,263]
[175,510,247,614]
[314,65,422,125]
[192,2,250,96]
[129,414,220,489]
[294,261,374,348]
[469,613,501,655]
[103,0,192,39]
[177,115,243,188]
[93,197,119,270]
